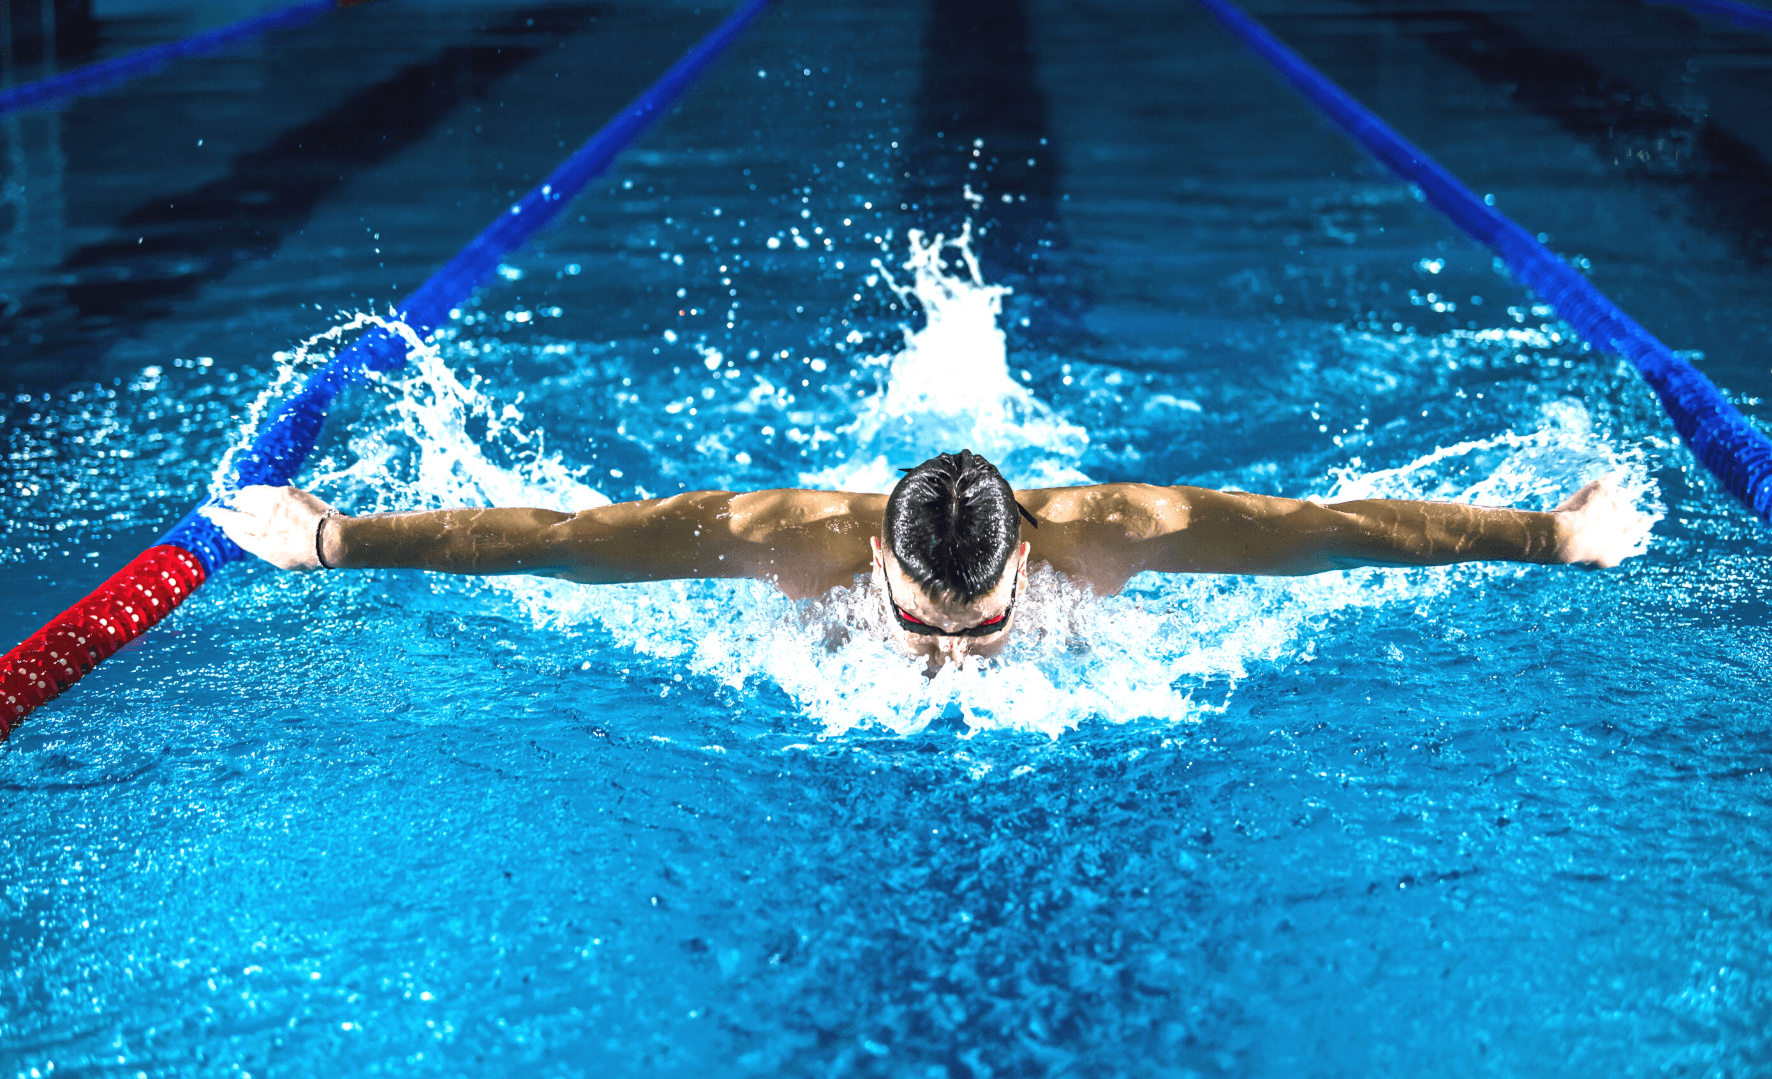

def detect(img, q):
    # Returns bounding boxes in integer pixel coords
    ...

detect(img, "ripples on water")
[6,16,1772,1079]
[228,228,1654,742]
[7,212,1765,1076]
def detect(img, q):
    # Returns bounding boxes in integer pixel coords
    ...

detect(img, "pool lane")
[905,0,1068,297]
[2,1,1771,1075]
[1231,0,1772,424]
[1337,5,1772,266]
[0,2,616,387]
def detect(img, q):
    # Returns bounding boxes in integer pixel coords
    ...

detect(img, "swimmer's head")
[884,449,1021,602]
[873,450,1032,667]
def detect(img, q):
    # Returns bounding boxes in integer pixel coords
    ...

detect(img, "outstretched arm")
[1021,477,1652,593]
[204,484,882,598]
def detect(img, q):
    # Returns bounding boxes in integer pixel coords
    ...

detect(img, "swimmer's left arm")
[1023,477,1651,589]
[1143,478,1651,576]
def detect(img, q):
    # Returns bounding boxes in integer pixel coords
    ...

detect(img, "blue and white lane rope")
[1645,0,1772,33]
[159,0,775,570]
[0,0,351,119]
[1195,0,1772,523]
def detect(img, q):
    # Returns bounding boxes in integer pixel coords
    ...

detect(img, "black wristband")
[314,510,338,570]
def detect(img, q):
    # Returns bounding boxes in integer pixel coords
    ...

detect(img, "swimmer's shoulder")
[724,488,886,541]
[721,489,884,598]
[1013,484,1169,593]
[1015,483,1239,593]
[1016,483,1200,539]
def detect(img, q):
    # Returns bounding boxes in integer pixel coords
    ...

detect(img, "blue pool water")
[4,0,1772,1074]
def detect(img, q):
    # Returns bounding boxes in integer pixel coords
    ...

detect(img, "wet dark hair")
[884,450,1035,603]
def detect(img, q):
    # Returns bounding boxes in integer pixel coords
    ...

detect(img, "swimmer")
[205,449,1652,667]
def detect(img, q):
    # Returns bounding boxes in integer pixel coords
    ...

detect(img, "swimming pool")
[4,0,1771,1073]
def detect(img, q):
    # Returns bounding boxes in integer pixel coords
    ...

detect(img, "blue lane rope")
[1195,0,1772,524]
[158,0,775,570]
[1644,0,1772,32]
[0,0,344,118]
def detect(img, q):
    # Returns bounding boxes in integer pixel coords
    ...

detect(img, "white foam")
[306,318,608,516]
[1319,397,1660,560]
[209,312,385,499]
[802,223,1090,492]
[467,549,1502,740]
[264,238,1661,740]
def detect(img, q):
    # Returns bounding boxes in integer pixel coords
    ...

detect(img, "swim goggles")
[882,570,1018,638]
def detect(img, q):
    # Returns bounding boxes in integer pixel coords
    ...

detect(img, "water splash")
[1321,397,1660,539]
[207,312,388,498]
[270,242,1662,741]
[803,223,1090,492]
[261,315,612,521]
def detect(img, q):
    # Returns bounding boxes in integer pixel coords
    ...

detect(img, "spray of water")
[803,223,1090,492]
[325,335,605,516]
[262,234,1659,740]
[208,312,389,498]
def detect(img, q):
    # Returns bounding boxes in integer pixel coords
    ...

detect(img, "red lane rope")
[0,546,207,737]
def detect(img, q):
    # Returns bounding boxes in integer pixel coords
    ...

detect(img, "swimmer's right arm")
[204,484,881,598]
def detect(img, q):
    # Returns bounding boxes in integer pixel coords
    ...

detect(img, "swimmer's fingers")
[1555,475,1653,568]
[1604,508,1657,569]
[227,484,284,518]
[200,504,258,540]
[203,485,336,571]
[1554,474,1621,516]
[201,503,311,571]
[230,483,330,519]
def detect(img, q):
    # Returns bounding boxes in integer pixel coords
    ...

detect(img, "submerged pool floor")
[3,0,1771,1075]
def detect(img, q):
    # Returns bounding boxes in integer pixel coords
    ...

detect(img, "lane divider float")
[0,0,371,119]
[1644,0,1772,33]
[1196,0,1772,524]
[0,0,775,736]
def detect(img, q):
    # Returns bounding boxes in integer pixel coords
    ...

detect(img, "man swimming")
[206,449,1652,667]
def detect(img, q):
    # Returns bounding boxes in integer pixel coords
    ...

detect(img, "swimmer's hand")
[1552,476,1654,568]
[201,484,340,572]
